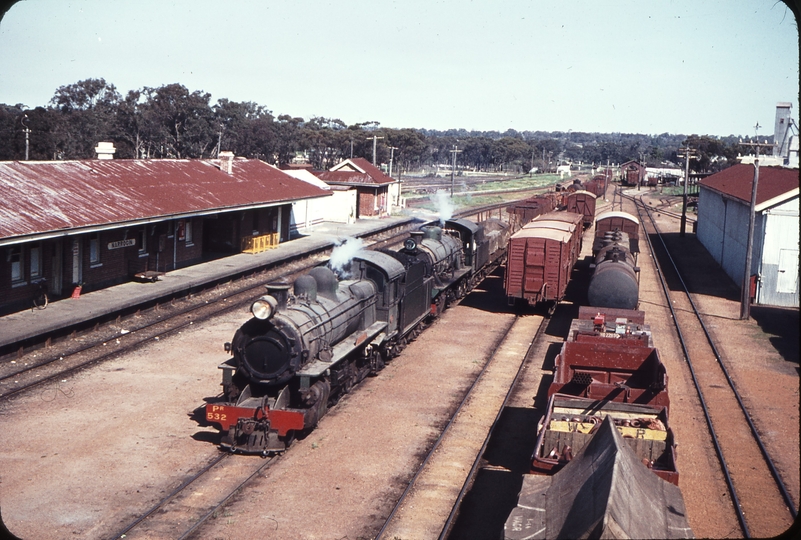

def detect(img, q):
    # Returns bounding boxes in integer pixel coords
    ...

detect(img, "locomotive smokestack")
[266,281,290,310]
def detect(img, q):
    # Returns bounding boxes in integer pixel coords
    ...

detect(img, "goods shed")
[0,154,331,315]
[696,164,799,308]
[314,157,399,218]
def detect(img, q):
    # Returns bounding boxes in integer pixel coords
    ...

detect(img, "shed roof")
[316,157,396,186]
[699,164,798,211]
[0,158,331,244]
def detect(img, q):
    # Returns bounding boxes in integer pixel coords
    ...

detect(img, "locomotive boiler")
[206,263,391,454]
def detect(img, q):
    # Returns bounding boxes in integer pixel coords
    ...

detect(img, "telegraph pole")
[677,145,698,237]
[449,145,462,197]
[366,135,384,166]
[387,146,398,178]
[738,123,775,320]
[21,114,30,161]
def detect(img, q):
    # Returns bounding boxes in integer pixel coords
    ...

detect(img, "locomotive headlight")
[251,295,278,320]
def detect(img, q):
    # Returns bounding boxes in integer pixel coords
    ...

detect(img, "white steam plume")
[434,190,454,225]
[329,237,365,278]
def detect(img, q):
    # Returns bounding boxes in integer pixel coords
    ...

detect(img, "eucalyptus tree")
[138,83,216,158]
[48,78,121,158]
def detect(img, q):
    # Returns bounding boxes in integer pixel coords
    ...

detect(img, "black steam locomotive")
[205,218,509,454]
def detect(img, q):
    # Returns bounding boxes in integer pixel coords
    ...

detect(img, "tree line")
[0,78,748,174]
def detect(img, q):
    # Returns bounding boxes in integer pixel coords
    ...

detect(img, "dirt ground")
[0,189,797,539]
[638,189,799,537]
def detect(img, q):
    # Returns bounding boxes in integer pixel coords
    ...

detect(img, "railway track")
[0,222,439,403]
[630,191,797,537]
[111,452,280,539]
[375,313,547,540]
[0,202,524,403]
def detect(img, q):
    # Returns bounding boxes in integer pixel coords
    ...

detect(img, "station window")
[89,233,101,265]
[185,221,193,245]
[9,246,23,283]
[30,243,42,278]
[138,228,147,255]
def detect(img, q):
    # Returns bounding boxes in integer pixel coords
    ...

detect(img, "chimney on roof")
[94,142,116,160]
[219,151,234,174]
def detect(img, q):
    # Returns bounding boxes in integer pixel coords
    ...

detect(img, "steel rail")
[374,315,520,540]
[437,314,549,540]
[110,452,229,539]
[0,223,424,401]
[628,192,749,536]
[177,456,280,540]
[631,192,797,522]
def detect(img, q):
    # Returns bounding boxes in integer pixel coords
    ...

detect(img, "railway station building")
[314,157,399,218]
[696,163,799,308]
[0,152,331,315]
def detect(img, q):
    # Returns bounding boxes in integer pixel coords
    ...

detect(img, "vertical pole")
[740,155,760,320]
[372,136,377,165]
[680,151,690,236]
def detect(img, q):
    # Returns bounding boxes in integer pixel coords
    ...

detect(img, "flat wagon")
[530,394,679,485]
[550,314,669,410]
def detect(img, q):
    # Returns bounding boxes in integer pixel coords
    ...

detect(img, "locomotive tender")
[205,217,509,454]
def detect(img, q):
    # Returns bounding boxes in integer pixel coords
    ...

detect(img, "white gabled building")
[696,164,799,308]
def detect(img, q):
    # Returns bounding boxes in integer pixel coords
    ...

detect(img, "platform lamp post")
[738,125,775,320]
[21,113,30,161]
[677,145,698,237]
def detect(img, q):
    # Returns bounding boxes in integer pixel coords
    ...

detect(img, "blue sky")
[0,0,798,137]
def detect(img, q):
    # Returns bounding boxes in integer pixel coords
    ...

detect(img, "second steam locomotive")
[205,218,509,454]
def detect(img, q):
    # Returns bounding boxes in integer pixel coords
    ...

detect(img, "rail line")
[628,190,796,537]
[0,222,434,402]
[437,313,549,540]
[110,452,280,540]
[375,314,547,540]
[0,202,523,403]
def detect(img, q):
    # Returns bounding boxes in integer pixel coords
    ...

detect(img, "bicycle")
[32,278,48,310]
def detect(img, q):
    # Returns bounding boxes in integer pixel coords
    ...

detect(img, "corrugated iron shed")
[316,157,395,186]
[699,164,798,210]
[0,158,331,244]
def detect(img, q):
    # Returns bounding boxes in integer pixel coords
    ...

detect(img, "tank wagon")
[504,212,583,307]
[587,211,641,310]
[205,217,507,454]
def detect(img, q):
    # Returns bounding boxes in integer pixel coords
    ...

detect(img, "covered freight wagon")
[565,190,597,229]
[593,210,640,255]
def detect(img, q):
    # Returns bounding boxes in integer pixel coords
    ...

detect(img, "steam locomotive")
[205,218,510,454]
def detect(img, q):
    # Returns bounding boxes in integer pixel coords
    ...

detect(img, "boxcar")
[592,210,640,255]
[565,190,597,229]
[506,193,558,230]
[505,228,573,306]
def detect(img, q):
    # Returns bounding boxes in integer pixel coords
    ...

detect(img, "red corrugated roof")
[0,158,331,241]
[319,157,395,186]
[699,164,798,206]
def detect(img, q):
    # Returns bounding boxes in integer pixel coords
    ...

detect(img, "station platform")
[0,215,418,353]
